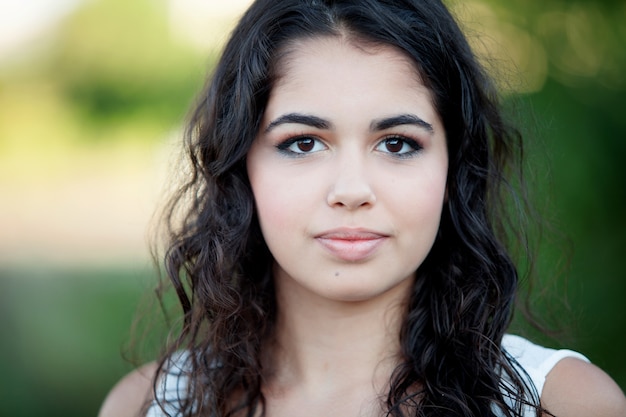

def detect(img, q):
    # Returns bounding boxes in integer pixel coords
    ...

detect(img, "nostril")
[326,179,376,209]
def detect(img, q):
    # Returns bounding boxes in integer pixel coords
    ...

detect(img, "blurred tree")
[50,0,209,134]
[457,0,626,390]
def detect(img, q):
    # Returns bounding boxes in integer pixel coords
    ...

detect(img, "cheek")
[249,168,306,237]
[256,202,290,238]
[249,173,313,269]
[391,172,447,241]
[389,166,447,209]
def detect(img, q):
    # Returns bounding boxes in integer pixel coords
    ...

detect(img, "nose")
[326,157,376,209]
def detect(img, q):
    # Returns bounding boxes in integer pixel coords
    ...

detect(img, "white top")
[147,334,589,416]
[501,334,588,397]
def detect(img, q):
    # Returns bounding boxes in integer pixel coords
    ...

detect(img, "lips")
[314,228,388,262]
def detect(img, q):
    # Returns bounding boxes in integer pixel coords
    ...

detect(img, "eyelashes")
[276,135,423,158]
[375,136,423,157]
[276,136,327,155]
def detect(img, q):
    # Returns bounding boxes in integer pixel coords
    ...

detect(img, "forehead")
[272,35,425,90]
[265,35,438,123]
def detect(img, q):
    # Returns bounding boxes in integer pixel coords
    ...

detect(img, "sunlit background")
[0,0,624,415]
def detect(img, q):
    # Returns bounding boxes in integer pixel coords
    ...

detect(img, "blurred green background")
[0,0,624,415]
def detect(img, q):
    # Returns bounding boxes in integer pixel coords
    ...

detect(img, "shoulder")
[542,357,626,417]
[502,334,626,416]
[502,334,589,396]
[98,362,158,417]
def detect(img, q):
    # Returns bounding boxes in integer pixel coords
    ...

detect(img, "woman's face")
[247,36,448,304]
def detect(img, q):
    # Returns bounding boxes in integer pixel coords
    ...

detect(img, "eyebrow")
[370,114,434,133]
[264,113,331,133]
[264,112,434,134]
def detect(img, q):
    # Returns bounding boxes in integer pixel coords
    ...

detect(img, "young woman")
[100,0,626,416]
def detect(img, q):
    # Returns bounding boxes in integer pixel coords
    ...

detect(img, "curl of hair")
[152,0,546,416]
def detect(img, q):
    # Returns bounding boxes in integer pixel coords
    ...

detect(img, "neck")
[265,271,412,395]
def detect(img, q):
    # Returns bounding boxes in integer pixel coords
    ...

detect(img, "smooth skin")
[99,37,626,417]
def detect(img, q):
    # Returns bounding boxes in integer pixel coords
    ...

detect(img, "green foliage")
[0,0,219,178]
[48,0,211,133]
[0,266,155,417]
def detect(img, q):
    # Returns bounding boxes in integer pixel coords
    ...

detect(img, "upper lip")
[314,228,389,240]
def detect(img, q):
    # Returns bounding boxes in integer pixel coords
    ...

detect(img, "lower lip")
[316,237,386,262]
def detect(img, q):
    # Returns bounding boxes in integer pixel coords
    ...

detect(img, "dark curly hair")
[151,0,545,416]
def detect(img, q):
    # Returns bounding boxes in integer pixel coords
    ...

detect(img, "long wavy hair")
[151,0,544,416]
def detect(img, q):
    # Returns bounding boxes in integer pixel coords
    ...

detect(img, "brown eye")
[375,136,422,158]
[297,138,315,152]
[384,138,404,153]
[277,136,327,155]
